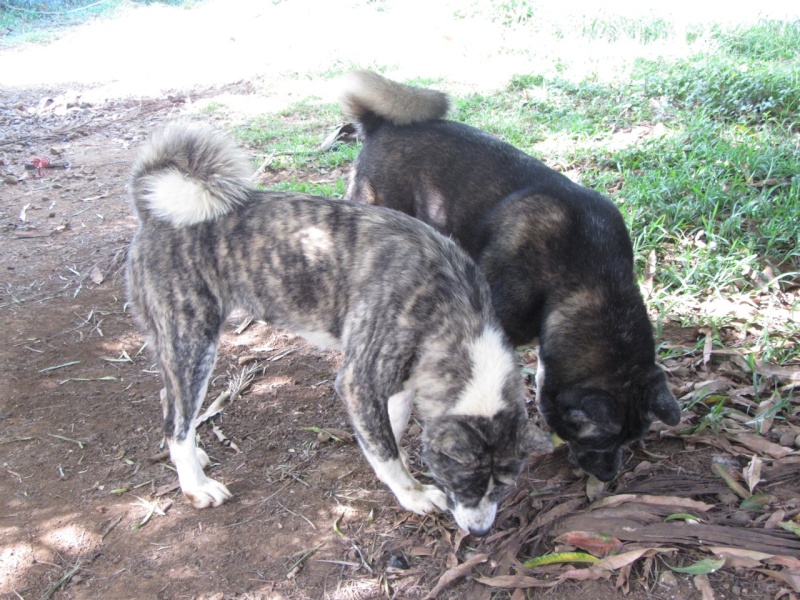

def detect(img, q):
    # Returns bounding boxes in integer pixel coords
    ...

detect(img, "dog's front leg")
[337,374,446,515]
[361,447,448,515]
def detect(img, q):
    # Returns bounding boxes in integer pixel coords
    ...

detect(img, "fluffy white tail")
[130,123,254,226]
[340,71,449,129]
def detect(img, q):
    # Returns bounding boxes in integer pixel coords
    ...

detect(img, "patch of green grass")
[713,19,800,61]
[270,177,347,198]
[234,100,355,197]
[200,101,224,114]
[1,0,197,47]
[452,69,691,156]
[636,55,800,124]
[580,14,675,44]
[605,118,800,293]
[484,0,535,27]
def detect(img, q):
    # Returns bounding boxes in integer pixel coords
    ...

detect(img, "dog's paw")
[397,484,447,515]
[422,484,448,512]
[182,476,232,509]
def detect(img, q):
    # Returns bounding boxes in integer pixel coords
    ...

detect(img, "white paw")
[181,475,232,509]
[423,484,448,511]
[397,484,448,515]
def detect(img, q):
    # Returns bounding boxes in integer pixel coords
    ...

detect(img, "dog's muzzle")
[452,501,497,537]
[570,445,622,482]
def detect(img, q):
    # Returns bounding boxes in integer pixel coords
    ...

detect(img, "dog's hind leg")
[158,321,232,509]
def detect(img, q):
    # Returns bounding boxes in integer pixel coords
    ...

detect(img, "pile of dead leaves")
[412,338,799,599]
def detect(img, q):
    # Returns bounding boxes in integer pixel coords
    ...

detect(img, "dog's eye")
[494,460,522,480]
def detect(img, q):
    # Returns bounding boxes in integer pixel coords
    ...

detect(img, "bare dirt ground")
[1,2,799,599]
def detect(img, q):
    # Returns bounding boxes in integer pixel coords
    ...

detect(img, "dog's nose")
[468,525,490,537]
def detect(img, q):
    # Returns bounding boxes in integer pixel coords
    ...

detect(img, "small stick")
[194,391,231,427]
[147,450,170,464]
[24,161,70,170]
[235,316,254,334]
[39,360,81,373]
[270,348,298,362]
[351,542,373,574]
[278,502,316,529]
[0,437,35,445]
[252,152,277,178]
[39,559,82,600]
[286,543,324,578]
[48,433,85,449]
[101,514,125,540]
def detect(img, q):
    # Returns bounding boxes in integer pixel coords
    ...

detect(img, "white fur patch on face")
[452,326,516,418]
[143,170,235,226]
[452,481,498,535]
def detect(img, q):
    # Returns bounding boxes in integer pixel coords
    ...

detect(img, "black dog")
[340,71,681,481]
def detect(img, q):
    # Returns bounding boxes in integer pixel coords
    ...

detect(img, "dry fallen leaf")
[700,328,713,366]
[750,399,776,434]
[592,494,714,512]
[744,455,763,493]
[694,573,716,600]
[765,510,787,530]
[711,460,750,499]
[707,546,800,570]
[734,433,793,459]
[422,553,488,600]
[554,531,624,557]
[524,551,599,568]
[559,547,677,581]
[474,575,556,589]
[755,568,800,592]
[90,265,104,285]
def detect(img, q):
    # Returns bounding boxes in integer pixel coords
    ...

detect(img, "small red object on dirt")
[31,156,51,177]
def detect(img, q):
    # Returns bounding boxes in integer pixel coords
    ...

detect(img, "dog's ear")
[645,374,681,426]
[518,420,554,456]
[424,419,477,465]
[564,390,623,436]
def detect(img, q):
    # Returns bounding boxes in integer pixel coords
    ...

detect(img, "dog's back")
[128,125,495,362]
[340,72,636,343]
[340,72,681,481]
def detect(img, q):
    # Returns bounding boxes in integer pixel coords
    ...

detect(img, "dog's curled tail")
[340,70,449,134]
[130,123,254,226]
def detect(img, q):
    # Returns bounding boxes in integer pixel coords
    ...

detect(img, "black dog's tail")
[340,70,450,136]
[130,122,254,226]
